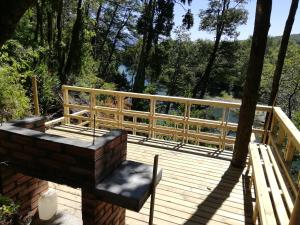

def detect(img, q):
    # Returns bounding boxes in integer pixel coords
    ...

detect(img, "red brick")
[22,146,40,155]
[65,146,94,159]
[30,183,48,197]
[11,134,33,145]
[38,158,63,170]
[2,181,15,193]
[50,153,77,164]
[12,152,32,162]
[19,182,39,197]
[17,175,32,185]
[69,166,93,177]
[36,139,61,152]
[5,185,24,198]
[2,173,23,186]
[0,146,7,154]
[1,140,22,151]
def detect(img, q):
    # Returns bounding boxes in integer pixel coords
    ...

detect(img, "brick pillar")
[82,190,125,225]
[0,117,48,217]
[81,130,127,225]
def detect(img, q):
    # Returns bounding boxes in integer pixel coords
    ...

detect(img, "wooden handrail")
[268,106,300,197]
[54,85,273,150]
[62,85,272,111]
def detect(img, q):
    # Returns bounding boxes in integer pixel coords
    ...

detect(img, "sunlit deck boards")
[46,125,254,225]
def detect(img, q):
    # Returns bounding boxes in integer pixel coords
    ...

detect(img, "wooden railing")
[268,107,300,197]
[56,85,272,150]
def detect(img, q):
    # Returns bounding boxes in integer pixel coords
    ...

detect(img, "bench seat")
[249,143,294,225]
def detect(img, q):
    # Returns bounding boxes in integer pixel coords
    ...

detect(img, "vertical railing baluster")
[150,98,155,139]
[63,86,70,124]
[183,102,191,144]
[153,99,156,139]
[196,125,200,145]
[284,138,295,163]
[117,94,123,129]
[221,108,230,150]
[133,116,137,135]
[90,91,96,128]
[267,109,276,145]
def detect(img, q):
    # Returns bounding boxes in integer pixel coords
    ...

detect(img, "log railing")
[56,85,272,150]
[268,107,300,197]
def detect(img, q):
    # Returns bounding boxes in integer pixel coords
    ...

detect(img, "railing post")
[267,110,276,145]
[32,75,40,116]
[90,92,96,128]
[221,108,229,150]
[184,103,191,144]
[284,139,295,162]
[133,116,137,135]
[150,98,156,139]
[63,86,70,124]
[117,95,123,129]
[289,188,300,225]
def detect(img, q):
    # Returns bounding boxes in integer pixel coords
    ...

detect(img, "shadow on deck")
[46,125,254,225]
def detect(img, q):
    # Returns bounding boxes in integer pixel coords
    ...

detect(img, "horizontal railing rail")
[48,85,273,150]
[268,107,300,196]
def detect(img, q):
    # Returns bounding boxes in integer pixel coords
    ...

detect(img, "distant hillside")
[272,33,300,45]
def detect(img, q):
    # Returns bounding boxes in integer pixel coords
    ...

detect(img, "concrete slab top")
[95,160,162,212]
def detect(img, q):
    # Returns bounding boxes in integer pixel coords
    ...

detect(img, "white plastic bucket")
[38,188,57,220]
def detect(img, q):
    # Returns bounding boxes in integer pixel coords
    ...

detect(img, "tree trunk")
[39,0,45,45]
[231,0,272,168]
[133,0,156,94]
[47,7,53,48]
[92,2,102,58]
[64,0,84,84]
[98,4,120,56]
[56,0,64,80]
[102,11,131,77]
[34,0,41,42]
[192,30,222,98]
[0,0,35,49]
[269,0,299,106]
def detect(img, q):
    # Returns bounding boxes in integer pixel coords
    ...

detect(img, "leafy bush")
[293,111,300,130]
[34,64,61,114]
[0,67,30,119]
[0,195,19,225]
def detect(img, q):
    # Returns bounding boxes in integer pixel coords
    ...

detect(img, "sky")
[173,0,300,41]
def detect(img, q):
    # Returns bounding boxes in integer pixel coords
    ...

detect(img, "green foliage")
[199,0,248,38]
[293,111,300,129]
[1,0,300,125]
[0,67,30,119]
[260,41,300,118]
[0,195,19,222]
[35,64,61,114]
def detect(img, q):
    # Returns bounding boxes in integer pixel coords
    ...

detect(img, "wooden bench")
[248,143,294,225]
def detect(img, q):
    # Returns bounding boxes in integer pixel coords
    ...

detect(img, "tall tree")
[0,0,35,48]
[63,0,84,84]
[231,0,272,168]
[268,0,299,106]
[133,0,192,94]
[192,0,247,99]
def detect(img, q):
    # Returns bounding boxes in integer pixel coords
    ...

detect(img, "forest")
[0,0,299,130]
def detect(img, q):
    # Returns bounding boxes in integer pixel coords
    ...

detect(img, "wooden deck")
[46,125,254,225]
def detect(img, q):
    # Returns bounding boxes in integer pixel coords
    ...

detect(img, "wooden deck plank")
[47,126,253,225]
